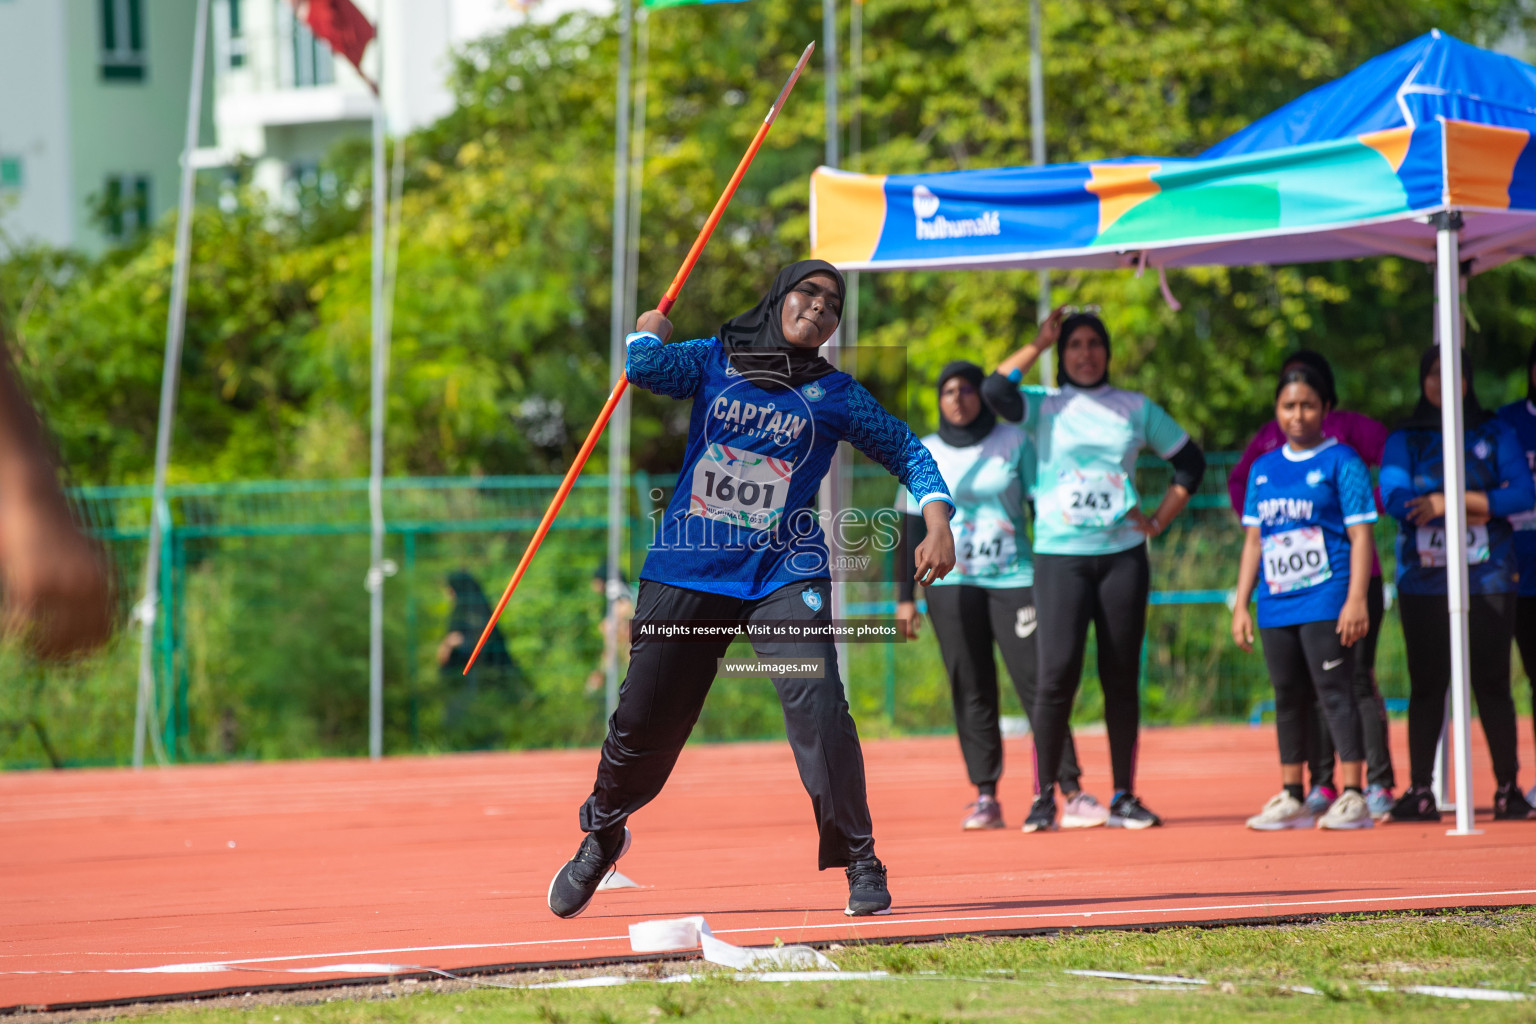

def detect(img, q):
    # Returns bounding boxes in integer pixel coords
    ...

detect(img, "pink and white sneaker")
[1061,790,1110,828]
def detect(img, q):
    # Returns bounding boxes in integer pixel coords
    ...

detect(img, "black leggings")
[1512,595,1536,737]
[579,578,874,869]
[1260,620,1364,766]
[1307,576,1394,789]
[1032,546,1149,796]
[1398,592,1521,789]
[925,584,1081,795]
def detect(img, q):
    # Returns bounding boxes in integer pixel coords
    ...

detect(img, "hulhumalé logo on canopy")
[911,185,1002,241]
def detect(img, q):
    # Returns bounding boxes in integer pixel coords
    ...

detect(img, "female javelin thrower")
[547,260,956,919]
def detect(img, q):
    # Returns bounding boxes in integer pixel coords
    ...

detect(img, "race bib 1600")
[1262,526,1332,594]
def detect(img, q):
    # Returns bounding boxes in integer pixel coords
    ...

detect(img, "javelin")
[465,41,817,674]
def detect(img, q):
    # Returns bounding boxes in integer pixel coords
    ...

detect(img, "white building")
[0,0,213,253]
[201,0,600,202]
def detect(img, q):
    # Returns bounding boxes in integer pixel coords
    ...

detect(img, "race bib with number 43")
[1415,523,1490,567]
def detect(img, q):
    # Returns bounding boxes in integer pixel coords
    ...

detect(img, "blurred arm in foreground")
[0,327,111,660]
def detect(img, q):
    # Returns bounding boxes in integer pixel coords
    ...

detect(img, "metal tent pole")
[604,0,635,723]
[1434,210,1479,836]
[134,0,209,770]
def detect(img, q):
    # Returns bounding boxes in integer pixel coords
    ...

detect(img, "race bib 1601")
[688,444,792,530]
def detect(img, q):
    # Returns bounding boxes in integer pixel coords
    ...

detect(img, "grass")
[44,909,1536,1024]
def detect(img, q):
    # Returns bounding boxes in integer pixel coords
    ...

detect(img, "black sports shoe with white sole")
[1107,793,1162,829]
[1021,794,1057,833]
[547,827,631,919]
[845,858,892,916]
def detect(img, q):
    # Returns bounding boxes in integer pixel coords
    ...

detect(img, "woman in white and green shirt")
[896,361,1103,833]
[983,309,1205,833]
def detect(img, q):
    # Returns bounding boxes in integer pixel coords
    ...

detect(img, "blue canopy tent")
[811,30,1536,833]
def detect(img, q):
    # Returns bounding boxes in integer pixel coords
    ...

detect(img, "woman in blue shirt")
[1494,338,1536,810]
[1232,364,1377,830]
[546,261,958,920]
[1380,347,1536,822]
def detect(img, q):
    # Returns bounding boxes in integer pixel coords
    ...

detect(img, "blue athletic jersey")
[626,333,952,600]
[1380,418,1534,596]
[1496,399,1536,595]
[1241,439,1377,628]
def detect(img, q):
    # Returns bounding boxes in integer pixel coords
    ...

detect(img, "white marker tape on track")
[629,916,836,971]
[8,888,1534,977]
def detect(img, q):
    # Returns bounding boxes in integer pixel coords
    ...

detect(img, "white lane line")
[5,888,1533,976]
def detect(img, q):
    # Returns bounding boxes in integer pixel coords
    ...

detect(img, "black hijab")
[720,260,844,390]
[1056,312,1111,388]
[936,360,996,447]
[1281,349,1338,408]
[1525,337,1536,404]
[1397,345,1491,431]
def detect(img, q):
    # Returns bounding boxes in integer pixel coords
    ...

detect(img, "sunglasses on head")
[1060,304,1102,316]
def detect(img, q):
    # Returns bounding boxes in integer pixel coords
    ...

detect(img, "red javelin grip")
[464,41,817,674]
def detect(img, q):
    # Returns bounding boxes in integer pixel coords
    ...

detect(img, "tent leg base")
[1446,827,1484,837]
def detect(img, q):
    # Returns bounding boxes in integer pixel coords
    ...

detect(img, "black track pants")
[578,578,874,870]
[1260,620,1364,766]
[1306,576,1394,789]
[1032,546,1150,796]
[924,584,1082,794]
[1398,592,1522,789]
[1512,595,1536,739]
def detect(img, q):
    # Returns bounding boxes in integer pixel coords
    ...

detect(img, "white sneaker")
[1245,791,1314,831]
[1061,791,1110,828]
[1317,789,1375,830]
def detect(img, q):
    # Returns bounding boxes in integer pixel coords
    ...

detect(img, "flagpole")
[604,0,635,724]
[134,0,209,770]
[604,5,649,720]
[1029,0,1052,383]
[817,0,849,694]
[366,24,388,761]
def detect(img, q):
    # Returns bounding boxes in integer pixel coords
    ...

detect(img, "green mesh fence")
[0,453,1424,768]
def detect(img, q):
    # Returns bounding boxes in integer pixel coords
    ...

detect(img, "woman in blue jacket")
[1380,347,1536,822]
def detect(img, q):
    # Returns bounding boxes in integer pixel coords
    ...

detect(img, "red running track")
[3,723,1534,1010]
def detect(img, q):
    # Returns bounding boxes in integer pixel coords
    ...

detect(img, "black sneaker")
[1493,783,1536,820]
[844,858,892,916]
[1107,793,1162,829]
[547,827,631,919]
[1021,794,1057,833]
[1388,786,1441,823]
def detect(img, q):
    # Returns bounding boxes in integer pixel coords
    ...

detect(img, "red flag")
[292,0,376,89]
